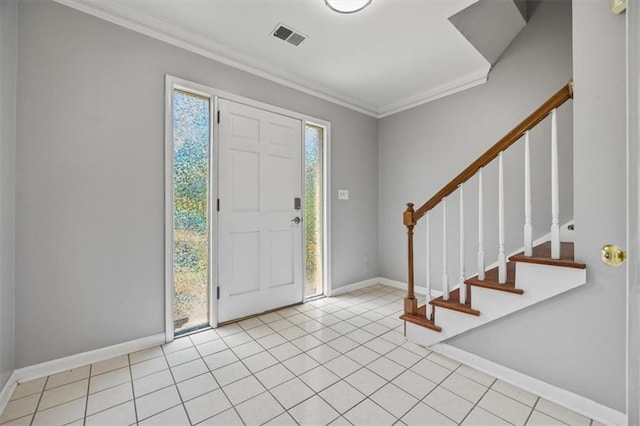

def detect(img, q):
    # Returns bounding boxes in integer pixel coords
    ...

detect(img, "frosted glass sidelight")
[172,89,211,334]
[305,124,324,298]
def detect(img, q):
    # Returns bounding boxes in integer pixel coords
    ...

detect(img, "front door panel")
[218,99,303,322]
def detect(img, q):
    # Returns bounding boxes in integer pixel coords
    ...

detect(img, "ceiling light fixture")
[325,0,372,14]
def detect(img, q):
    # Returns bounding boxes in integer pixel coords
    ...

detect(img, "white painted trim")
[378,277,444,298]
[378,277,412,292]
[331,276,445,299]
[211,95,220,330]
[164,77,175,344]
[166,77,222,339]
[168,75,330,126]
[626,1,640,423]
[53,0,490,118]
[52,0,379,118]
[0,371,18,419]
[165,75,331,333]
[13,334,165,384]
[330,278,381,296]
[430,343,627,426]
[378,67,489,118]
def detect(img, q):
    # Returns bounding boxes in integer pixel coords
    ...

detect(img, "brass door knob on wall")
[602,244,627,267]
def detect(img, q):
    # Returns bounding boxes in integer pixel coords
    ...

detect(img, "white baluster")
[425,212,432,320]
[442,197,449,300]
[458,184,466,304]
[550,108,560,259]
[478,168,485,281]
[524,131,533,256]
[498,152,506,283]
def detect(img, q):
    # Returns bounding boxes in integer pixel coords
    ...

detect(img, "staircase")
[400,81,587,346]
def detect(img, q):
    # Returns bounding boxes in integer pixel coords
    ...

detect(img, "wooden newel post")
[404,203,418,315]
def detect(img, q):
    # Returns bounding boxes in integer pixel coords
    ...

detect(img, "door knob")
[291,217,301,224]
[602,244,626,267]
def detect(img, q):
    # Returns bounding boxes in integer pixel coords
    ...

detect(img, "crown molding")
[378,66,490,118]
[53,0,491,119]
[53,0,380,117]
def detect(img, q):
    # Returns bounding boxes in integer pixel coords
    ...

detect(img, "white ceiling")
[59,0,493,117]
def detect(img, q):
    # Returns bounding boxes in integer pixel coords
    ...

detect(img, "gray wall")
[15,1,378,367]
[378,0,627,413]
[378,1,573,287]
[449,0,527,65]
[0,0,17,389]
[391,0,628,411]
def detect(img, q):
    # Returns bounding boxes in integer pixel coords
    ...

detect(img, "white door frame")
[164,74,331,342]
[626,1,639,423]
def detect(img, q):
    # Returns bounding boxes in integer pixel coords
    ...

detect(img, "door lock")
[291,217,301,224]
[602,244,627,267]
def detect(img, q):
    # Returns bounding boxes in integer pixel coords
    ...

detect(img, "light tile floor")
[1,284,600,425]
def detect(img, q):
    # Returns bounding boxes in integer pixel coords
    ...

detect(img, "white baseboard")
[13,333,166,384]
[378,277,411,292]
[378,278,444,298]
[430,343,627,426]
[329,278,380,296]
[0,371,18,420]
[329,277,444,299]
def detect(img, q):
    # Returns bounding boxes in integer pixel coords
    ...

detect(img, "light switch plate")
[338,189,349,200]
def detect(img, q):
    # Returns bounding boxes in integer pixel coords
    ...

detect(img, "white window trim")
[164,74,332,342]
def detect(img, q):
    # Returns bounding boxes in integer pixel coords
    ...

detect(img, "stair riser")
[471,264,585,317]
[431,305,484,335]
[516,262,586,293]
[406,263,587,347]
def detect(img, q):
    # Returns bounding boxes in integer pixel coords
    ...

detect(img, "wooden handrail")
[412,80,573,223]
[402,80,573,318]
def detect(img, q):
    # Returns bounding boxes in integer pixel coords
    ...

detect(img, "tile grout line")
[532,397,574,426]
[254,322,418,423]
[186,290,402,425]
[414,359,473,424]
[224,287,583,425]
[81,364,92,425]
[138,289,401,424]
[455,370,496,425]
[523,396,542,425]
[127,354,140,425]
[5,286,595,426]
[158,344,194,425]
[218,331,304,426]
[188,333,247,425]
[29,375,49,426]
[282,290,413,417]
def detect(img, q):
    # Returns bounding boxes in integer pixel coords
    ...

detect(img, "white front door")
[217,99,303,323]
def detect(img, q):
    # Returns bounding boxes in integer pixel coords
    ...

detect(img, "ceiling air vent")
[272,23,307,47]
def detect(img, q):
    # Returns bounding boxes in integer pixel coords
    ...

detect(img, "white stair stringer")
[406,262,587,347]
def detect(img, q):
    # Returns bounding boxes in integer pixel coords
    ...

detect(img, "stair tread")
[510,241,585,269]
[465,262,523,294]
[400,305,442,332]
[430,288,480,316]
